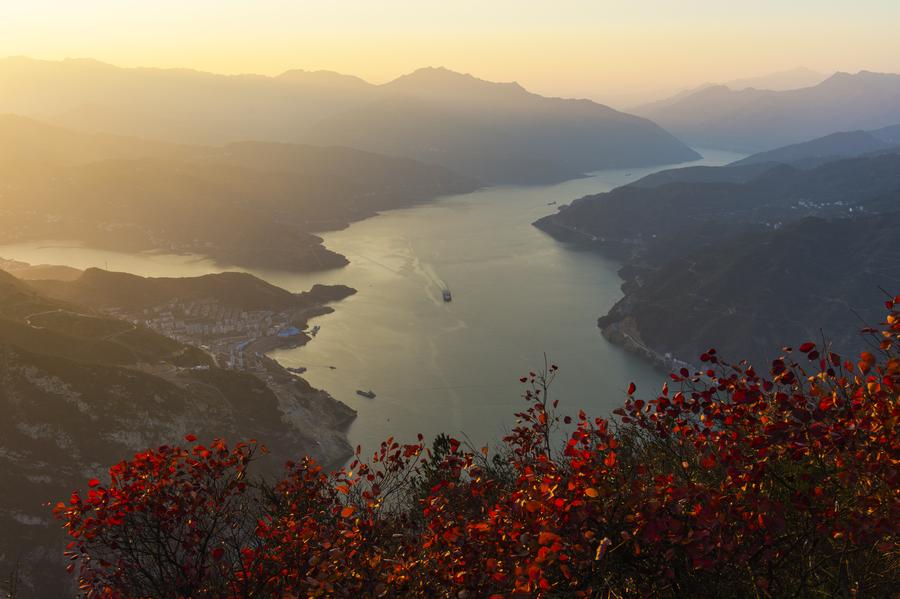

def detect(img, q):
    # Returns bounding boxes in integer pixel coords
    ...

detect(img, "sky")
[1,0,898,107]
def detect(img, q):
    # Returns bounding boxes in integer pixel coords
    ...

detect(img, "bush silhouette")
[55,300,900,597]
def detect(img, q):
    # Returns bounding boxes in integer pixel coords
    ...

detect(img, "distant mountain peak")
[821,69,898,82]
[61,57,114,67]
[723,66,827,91]
[277,68,371,89]
[385,66,527,96]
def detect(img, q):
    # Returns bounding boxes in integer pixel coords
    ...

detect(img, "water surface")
[0,148,744,456]
[267,148,744,455]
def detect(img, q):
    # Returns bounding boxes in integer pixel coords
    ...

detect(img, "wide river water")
[0,148,743,457]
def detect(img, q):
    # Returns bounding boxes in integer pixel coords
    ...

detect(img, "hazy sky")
[2,0,898,106]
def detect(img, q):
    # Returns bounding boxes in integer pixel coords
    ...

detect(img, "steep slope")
[597,213,900,368]
[634,71,900,152]
[535,153,900,367]
[0,270,355,596]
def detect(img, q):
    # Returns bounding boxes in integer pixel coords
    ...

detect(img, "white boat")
[442,289,452,302]
[356,389,376,399]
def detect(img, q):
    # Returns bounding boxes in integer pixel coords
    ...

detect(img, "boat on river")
[442,289,452,302]
[356,389,376,399]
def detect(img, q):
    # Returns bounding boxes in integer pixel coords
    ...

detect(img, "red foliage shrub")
[55,302,900,597]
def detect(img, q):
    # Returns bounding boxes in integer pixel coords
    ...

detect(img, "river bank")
[0,149,737,460]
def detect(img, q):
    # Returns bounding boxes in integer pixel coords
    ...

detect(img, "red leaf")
[88,478,100,488]
[627,382,636,395]
[538,531,560,545]
[184,434,197,443]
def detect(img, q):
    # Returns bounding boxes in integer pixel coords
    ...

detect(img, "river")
[0,148,744,457]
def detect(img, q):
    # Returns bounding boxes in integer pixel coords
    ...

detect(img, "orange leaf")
[603,451,617,467]
[538,531,560,545]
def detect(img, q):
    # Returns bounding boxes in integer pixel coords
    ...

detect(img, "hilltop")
[731,126,900,168]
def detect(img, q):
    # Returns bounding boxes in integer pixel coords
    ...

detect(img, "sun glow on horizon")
[2,0,900,106]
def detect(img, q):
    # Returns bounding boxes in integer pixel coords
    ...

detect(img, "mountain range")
[634,67,829,114]
[0,57,700,185]
[634,71,900,152]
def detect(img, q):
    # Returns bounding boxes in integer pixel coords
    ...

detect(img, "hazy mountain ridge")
[626,124,900,189]
[723,67,828,91]
[732,128,900,168]
[0,57,700,184]
[307,67,700,183]
[0,115,476,271]
[634,71,900,152]
[632,67,829,115]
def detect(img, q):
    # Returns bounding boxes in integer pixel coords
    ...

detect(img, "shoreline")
[533,217,694,375]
